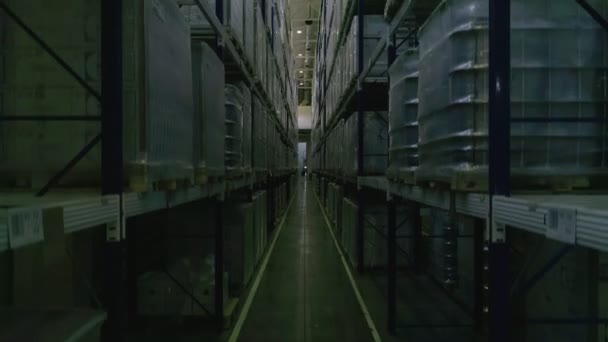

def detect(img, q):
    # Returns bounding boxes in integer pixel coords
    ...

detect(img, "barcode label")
[8,208,44,248]
[545,208,576,244]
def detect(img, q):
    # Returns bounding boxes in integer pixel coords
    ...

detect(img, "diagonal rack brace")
[0,1,102,101]
[576,0,608,31]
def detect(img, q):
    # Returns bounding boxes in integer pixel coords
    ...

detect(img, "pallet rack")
[0,0,297,340]
[311,0,608,340]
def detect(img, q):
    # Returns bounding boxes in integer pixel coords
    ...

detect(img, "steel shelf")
[357,176,489,219]
[493,195,608,252]
[0,175,260,252]
[0,192,119,252]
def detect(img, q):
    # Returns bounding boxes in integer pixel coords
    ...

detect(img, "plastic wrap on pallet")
[192,42,226,179]
[239,83,252,170]
[180,0,244,49]
[388,49,419,177]
[0,0,193,189]
[253,96,267,171]
[351,15,388,79]
[224,202,254,295]
[418,0,608,184]
[255,2,267,87]
[344,111,389,176]
[245,0,255,68]
[225,84,243,170]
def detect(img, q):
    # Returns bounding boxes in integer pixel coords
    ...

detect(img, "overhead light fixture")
[299,70,304,74]
[298,53,303,57]
[297,30,303,34]
[300,82,304,86]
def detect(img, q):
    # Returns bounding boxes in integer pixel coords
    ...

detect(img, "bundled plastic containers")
[0,0,193,189]
[417,0,608,185]
[387,49,420,180]
[192,42,225,182]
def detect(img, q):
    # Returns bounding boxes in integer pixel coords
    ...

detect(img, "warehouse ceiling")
[288,0,321,105]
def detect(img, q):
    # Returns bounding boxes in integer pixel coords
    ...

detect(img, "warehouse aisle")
[236,179,375,342]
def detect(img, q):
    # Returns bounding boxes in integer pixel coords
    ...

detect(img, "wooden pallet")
[416,171,608,193]
[511,174,608,193]
[128,164,194,192]
[194,168,224,185]
[415,172,487,192]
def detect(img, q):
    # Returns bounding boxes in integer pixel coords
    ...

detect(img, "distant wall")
[298,106,312,129]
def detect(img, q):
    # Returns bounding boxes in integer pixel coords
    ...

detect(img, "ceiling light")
[300,83,304,86]
[299,70,304,74]
[297,30,303,34]
[298,53,303,57]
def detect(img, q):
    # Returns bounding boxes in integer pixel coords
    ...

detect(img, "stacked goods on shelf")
[255,1,268,88]
[253,96,268,173]
[343,111,389,176]
[192,42,226,183]
[252,191,268,264]
[341,198,358,267]
[239,83,253,172]
[0,0,193,190]
[387,49,419,183]
[224,201,255,295]
[245,0,256,69]
[324,14,387,123]
[326,120,345,174]
[417,0,608,189]
[225,84,244,171]
[351,15,387,79]
[180,0,245,54]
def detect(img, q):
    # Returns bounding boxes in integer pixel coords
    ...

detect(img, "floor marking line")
[313,191,383,342]
[228,189,297,342]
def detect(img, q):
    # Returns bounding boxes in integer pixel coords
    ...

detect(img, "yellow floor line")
[313,191,383,342]
[228,191,296,342]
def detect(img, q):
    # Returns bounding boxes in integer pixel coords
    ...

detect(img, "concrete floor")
[129,179,478,341]
[238,180,375,341]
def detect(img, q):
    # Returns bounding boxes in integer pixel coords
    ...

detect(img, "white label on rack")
[545,208,576,244]
[8,208,44,248]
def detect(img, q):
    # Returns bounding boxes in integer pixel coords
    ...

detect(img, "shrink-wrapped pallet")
[180,0,244,49]
[0,0,193,189]
[239,83,252,171]
[225,84,243,170]
[387,49,419,180]
[252,96,267,172]
[417,0,608,187]
[224,202,254,295]
[192,42,225,181]
[350,15,387,80]
[255,2,268,87]
[245,0,256,68]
